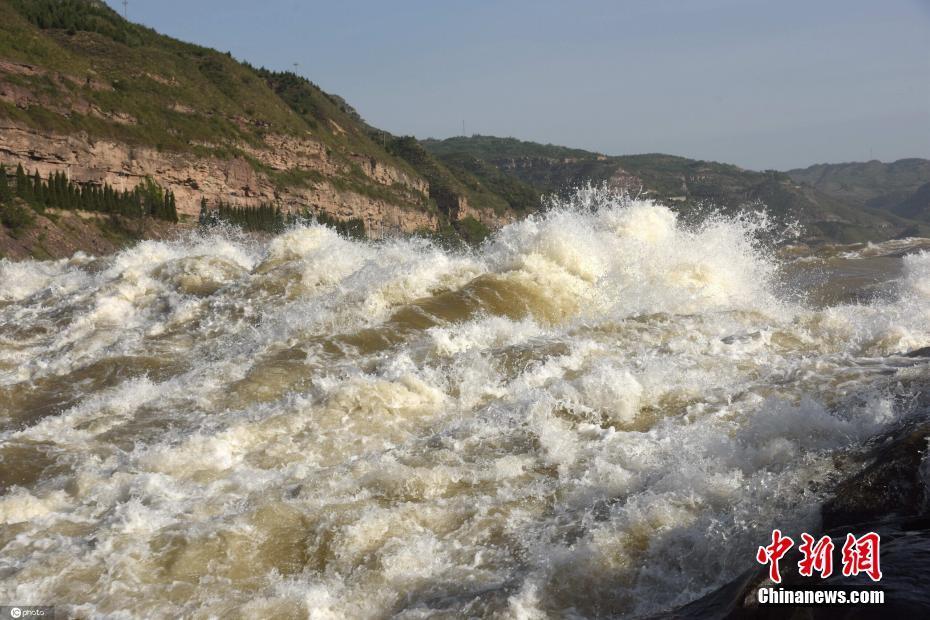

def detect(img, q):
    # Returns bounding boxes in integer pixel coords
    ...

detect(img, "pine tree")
[47,172,59,208]
[32,171,41,202]
[156,193,163,219]
[199,197,210,226]
[0,165,11,204]
[41,172,51,206]
[62,174,73,210]
[15,164,28,200]
[167,191,178,222]
[120,189,129,217]
[104,185,114,213]
[60,173,69,208]
[91,185,101,212]
[68,178,78,210]
[48,172,58,207]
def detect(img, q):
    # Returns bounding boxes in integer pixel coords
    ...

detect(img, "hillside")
[787,159,930,210]
[423,136,930,243]
[787,159,930,224]
[0,0,525,256]
[891,182,930,221]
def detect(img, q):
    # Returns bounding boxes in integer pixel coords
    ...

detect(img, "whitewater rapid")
[1,189,929,618]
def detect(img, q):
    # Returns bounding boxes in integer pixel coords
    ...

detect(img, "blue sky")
[106,0,929,170]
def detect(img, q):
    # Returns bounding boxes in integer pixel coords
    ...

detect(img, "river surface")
[1,190,929,618]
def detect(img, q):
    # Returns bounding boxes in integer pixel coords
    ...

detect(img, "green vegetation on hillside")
[434,152,540,213]
[1,163,177,225]
[312,211,366,240]
[422,135,597,161]
[199,199,284,234]
[256,68,410,172]
[198,197,367,239]
[0,164,33,237]
[455,216,491,244]
[10,0,147,45]
[386,136,541,216]
[0,0,305,151]
[387,136,481,214]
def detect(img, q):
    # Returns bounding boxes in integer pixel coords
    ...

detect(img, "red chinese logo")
[798,533,834,578]
[841,532,882,582]
[756,530,881,583]
[756,529,794,583]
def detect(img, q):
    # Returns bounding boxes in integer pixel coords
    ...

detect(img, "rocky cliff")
[0,0,527,256]
[0,119,439,235]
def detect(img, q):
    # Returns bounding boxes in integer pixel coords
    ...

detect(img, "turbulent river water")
[1,189,930,618]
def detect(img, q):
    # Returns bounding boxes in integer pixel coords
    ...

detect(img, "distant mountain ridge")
[787,159,930,221]
[423,136,930,243]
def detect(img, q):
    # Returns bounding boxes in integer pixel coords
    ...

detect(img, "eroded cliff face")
[0,120,445,235]
[448,194,516,229]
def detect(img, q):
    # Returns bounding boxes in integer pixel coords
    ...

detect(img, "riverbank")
[0,207,188,260]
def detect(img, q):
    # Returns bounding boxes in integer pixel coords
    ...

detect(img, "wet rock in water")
[821,419,930,530]
[721,331,762,344]
[905,346,930,358]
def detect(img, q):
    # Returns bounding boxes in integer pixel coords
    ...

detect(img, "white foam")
[0,489,69,525]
